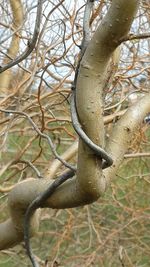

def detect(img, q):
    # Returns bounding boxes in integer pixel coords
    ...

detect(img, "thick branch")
[76,0,140,197]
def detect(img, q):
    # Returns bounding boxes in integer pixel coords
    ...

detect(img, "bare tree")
[0,0,150,266]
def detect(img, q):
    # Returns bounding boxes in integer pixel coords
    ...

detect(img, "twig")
[124,152,150,158]
[0,0,42,73]
[120,32,150,42]
[19,160,43,179]
[0,109,76,172]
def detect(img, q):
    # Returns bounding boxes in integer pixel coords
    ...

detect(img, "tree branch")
[0,0,42,73]
[120,32,150,42]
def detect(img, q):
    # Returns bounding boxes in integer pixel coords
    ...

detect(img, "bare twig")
[19,160,43,179]
[0,109,76,172]
[124,152,150,158]
[120,32,150,42]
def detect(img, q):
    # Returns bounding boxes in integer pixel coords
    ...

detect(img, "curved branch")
[0,0,23,93]
[0,0,42,74]
[75,0,140,196]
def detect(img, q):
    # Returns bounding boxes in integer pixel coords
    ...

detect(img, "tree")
[0,0,150,266]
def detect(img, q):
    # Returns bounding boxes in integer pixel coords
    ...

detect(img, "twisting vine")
[24,170,75,267]
[70,0,113,169]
